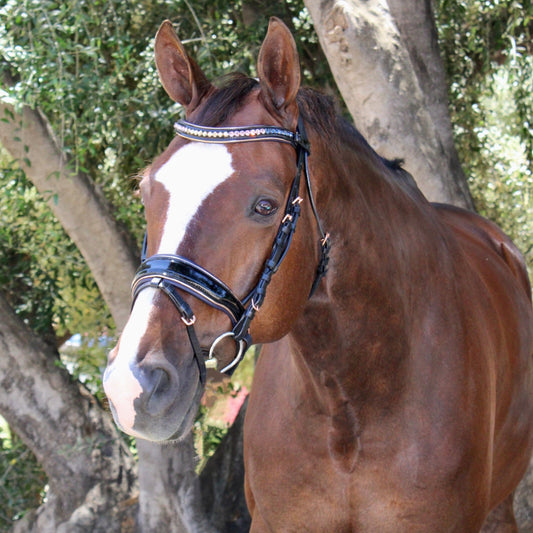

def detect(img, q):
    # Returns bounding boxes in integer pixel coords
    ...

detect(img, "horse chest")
[245,397,488,532]
[244,348,492,531]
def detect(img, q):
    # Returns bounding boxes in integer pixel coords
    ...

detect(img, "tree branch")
[0,88,138,329]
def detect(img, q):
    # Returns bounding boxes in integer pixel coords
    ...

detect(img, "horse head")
[103,18,328,441]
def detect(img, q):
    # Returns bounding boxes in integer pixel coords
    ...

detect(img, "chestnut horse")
[103,18,533,531]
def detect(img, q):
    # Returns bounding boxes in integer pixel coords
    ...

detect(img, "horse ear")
[257,17,301,124]
[154,20,213,112]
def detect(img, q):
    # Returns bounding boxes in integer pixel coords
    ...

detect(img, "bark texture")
[303,0,474,208]
[0,293,138,532]
[136,438,214,533]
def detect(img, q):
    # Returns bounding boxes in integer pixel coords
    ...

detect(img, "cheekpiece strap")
[131,275,207,385]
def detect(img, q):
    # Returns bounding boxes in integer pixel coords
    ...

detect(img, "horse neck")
[289,132,453,416]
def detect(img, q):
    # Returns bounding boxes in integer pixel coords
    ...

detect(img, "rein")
[131,115,330,381]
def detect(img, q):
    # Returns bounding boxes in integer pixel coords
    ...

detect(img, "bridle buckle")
[181,315,196,326]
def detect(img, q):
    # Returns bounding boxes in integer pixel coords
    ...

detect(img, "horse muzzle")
[103,342,204,442]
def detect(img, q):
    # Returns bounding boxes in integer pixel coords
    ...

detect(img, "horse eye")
[254,199,277,217]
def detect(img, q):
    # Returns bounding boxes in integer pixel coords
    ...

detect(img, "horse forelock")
[193,74,260,127]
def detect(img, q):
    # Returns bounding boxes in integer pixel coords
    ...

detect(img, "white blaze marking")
[155,142,234,254]
[104,289,156,432]
[105,143,233,431]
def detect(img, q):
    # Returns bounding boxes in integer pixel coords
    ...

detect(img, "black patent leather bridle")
[131,115,330,384]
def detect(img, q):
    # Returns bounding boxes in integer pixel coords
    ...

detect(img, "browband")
[174,120,299,147]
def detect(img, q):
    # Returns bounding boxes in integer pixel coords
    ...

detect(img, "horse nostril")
[153,366,170,392]
[143,366,175,416]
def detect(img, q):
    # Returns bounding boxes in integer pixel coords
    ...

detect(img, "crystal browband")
[174,119,297,146]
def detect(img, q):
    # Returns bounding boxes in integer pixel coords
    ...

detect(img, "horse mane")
[194,73,419,191]
[296,86,419,191]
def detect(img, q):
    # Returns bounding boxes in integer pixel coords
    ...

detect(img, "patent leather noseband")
[132,115,331,382]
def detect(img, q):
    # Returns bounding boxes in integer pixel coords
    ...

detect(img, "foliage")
[470,63,533,261]
[0,417,46,531]
[59,334,113,402]
[437,0,533,268]
[0,146,115,344]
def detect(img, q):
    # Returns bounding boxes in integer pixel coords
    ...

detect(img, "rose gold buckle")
[181,315,196,326]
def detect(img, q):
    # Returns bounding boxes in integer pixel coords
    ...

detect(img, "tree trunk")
[514,467,533,532]
[136,438,214,533]
[200,398,251,533]
[303,0,473,209]
[0,293,138,532]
